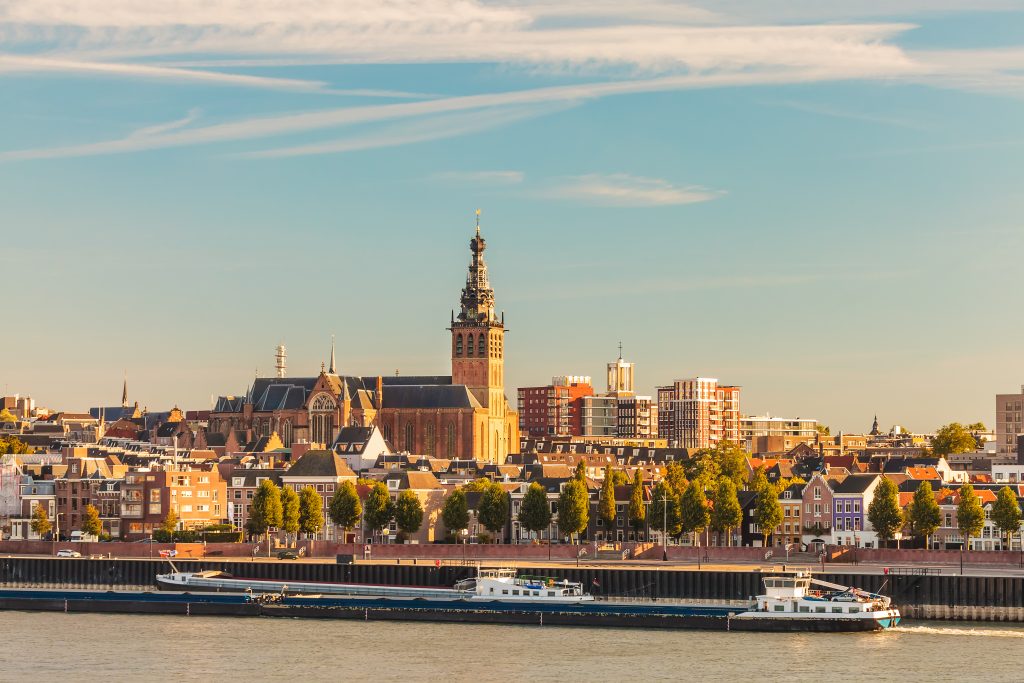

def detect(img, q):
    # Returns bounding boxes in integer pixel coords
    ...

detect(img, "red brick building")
[121,465,227,539]
[517,376,595,438]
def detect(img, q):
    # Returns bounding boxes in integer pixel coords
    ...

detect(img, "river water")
[1,612,1021,682]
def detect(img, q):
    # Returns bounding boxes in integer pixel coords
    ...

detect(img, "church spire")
[457,210,496,324]
[121,373,128,408]
[329,335,337,374]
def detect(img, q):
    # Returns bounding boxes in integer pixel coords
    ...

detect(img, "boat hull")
[0,588,897,632]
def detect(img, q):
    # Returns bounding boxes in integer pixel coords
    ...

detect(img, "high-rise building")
[580,395,617,437]
[616,396,657,439]
[997,386,1024,464]
[517,376,594,438]
[657,377,741,449]
[607,347,635,398]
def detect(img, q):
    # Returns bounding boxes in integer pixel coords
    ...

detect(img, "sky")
[1,0,1023,433]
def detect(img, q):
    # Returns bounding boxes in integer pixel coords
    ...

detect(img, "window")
[456,334,463,356]
[478,335,486,356]
[814,487,821,500]
[310,393,338,446]
[446,423,456,458]
[425,423,435,456]
[467,334,475,357]
[404,422,414,452]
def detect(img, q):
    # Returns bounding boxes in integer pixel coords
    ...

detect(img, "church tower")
[449,212,517,463]
[450,213,505,410]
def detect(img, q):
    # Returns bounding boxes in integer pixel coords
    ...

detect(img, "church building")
[209,218,518,464]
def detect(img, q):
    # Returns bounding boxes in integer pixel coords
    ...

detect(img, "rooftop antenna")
[275,343,287,378]
[618,341,623,360]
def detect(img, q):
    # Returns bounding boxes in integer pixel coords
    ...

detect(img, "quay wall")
[0,557,1022,622]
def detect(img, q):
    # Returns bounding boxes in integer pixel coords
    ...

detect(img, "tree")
[363,481,394,541]
[684,450,720,488]
[628,469,646,535]
[867,476,904,543]
[394,490,423,541]
[609,469,629,487]
[442,488,470,539]
[747,465,769,493]
[0,436,30,455]
[816,424,831,436]
[710,478,743,546]
[714,441,749,489]
[0,409,17,424]
[932,423,979,456]
[907,481,942,548]
[679,481,710,545]
[280,486,300,543]
[966,422,987,433]
[956,483,985,551]
[518,482,551,539]
[664,461,688,495]
[30,504,51,538]
[463,478,495,493]
[753,483,783,548]
[161,508,179,535]
[298,486,324,538]
[557,479,590,542]
[574,460,587,483]
[649,480,682,539]
[477,483,510,540]
[249,479,283,545]
[598,465,617,538]
[329,481,362,540]
[81,504,102,538]
[991,486,1022,549]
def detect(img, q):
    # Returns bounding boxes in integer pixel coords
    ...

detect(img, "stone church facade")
[209,221,519,464]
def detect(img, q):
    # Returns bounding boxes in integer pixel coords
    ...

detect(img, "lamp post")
[660,493,669,562]
[893,531,903,551]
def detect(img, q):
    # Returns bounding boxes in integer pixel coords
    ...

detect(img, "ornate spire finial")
[329,334,337,374]
[321,361,326,373]
[618,341,623,360]
[475,208,481,237]
[121,371,128,408]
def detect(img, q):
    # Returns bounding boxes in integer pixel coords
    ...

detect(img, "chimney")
[376,375,384,409]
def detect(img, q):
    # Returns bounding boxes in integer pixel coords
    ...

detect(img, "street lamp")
[659,493,669,562]
[893,531,903,551]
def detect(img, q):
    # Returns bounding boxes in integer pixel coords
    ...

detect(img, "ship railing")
[594,595,752,607]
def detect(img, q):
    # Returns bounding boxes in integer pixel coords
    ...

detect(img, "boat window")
[533,592,540,597]
[547,591,555,597]
[799,606,810,613]
[814,606,826,613]
[832,607,843,613]
[774,605,785,611]
[849,607,860,613]
[502,590,509,595]
[512,590,520,596]
[490,588,494,593]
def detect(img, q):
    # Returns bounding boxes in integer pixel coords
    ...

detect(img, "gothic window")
[309,393,338,446]
[404,422,415,453]
[382,423,393,444]
[478,334,485,356]
[467,334,474,357]
[446,423,456,458]
[281,420,293,447]
[425,423,435,456]
[456,334,463,356]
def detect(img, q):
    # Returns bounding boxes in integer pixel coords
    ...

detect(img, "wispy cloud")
[433,170,526,185]
[126,109,201,138]
[239,104,567,158]
[544,174,723,207]
[763,99,925,129]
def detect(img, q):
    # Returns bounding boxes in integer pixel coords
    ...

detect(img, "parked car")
[56,550,82,558]
[277,550,300,560]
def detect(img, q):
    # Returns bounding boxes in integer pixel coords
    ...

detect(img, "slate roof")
[379,385,481,409]
[284,449,356,478]
[832,474,879,494]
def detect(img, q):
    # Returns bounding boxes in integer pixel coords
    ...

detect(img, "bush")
[152,529,173,543]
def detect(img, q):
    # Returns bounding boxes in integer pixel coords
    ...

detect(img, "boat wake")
[890,625,1024,638]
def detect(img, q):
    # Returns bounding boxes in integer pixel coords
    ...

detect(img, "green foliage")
[747,465,769,493]
[684,450,720,487]
[649,480,682,537]
[663,461,688,495]
[249,479,283,536]
[679,481,710,538]
[867,477,904,541]
[932,423,979,456]
[557,479,590,540]
[0,409,17,423]
[30,504,51,538]
[463,478,495,493]
[628,470,646,531]
[161,508,179,535]
[956,483,985,544]
[753,483,783,547]
[609,469,629,487]
[907,481,942,545]
[363,481,394,535]
[298,486,325,536]
[394,490,423,539]
[991,486,1022,546]
[816,424,831,436]
[0,435,30,455]
[81,504,102,537]
[714,441,750,488]
[599,465,617,532]
[966,422,987,433]
[280,486,300,536]
[442,488,470,536]
[574,460,587,483]
[328,481,361,532]
[152,529,173,543]
[710,478,743,541]
[518,482,552,535]
[478,483,510,535]
[772,476,807,496]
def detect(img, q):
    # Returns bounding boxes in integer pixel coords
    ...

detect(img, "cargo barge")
[0,568,899,632]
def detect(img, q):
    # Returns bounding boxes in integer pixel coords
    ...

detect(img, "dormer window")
[387,480,399,490]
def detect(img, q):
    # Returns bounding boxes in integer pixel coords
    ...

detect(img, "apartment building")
[657,378,741,449]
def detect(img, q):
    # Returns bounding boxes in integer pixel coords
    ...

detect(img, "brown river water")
[1,611,1021,682]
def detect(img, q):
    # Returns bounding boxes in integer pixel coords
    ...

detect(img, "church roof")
[380,385,482,409]
[284,450,356,479]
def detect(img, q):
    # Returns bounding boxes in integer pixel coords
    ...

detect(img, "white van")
[70,531,99,543]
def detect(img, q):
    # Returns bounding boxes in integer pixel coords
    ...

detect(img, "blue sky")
[2,1,1022,432]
